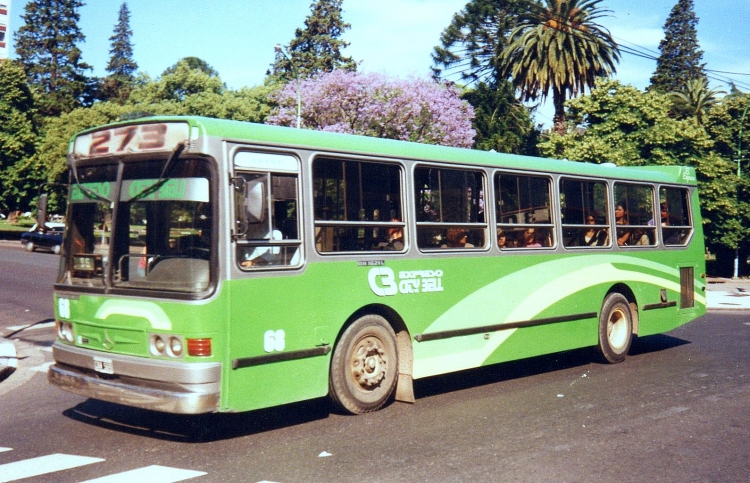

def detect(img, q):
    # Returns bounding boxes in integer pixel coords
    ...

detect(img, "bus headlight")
[57,321,74,343]
[151,335,166,355]
[149,333,185,358]
[169,337,183,356]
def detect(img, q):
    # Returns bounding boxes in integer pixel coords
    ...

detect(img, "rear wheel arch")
[606,283,639,335]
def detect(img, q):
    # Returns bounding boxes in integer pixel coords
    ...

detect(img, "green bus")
[48,116,706,415]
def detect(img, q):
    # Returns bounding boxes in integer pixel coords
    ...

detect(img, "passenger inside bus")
[441,228,474,248]
[576,213,608,246]
[615,202,631,246]
[497,230,508,248]
[383,218,405,250]
[519,228,542,248]
[240,224,283,267]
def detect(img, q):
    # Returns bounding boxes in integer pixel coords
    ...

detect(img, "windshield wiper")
[70,161,115,205]
[125,141,187,203]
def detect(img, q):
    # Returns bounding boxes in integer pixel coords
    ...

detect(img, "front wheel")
[25,242,35,252]
[329,315,398,414]
[597,293,633,363]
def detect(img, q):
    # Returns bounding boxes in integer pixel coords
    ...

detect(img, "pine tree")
[270,0,356,81]
[103,2,138,103]
[649,0,706,93]
[14,0,92,116]
[431,0,530,85]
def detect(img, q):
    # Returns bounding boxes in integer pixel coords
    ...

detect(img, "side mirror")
[233,175,268,239]
[244,177,267,224]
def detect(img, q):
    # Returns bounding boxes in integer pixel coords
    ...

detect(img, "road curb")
[0,340,18,382]
[0,339,48,397]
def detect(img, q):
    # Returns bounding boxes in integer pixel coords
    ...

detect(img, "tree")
[102,2,138,103]
[269,0,356,81]
[538,79,741,270]
[461,81,539,155]
[431,0,530,85]
[431,0,540,154]
[162,57,219,78]
[14,0,93,117]
[499,0,620,134]
[0,60,39,211]
[649,0,706,93]
[669,78,724,125]
[267,70,475,148]
[130,58,224,104]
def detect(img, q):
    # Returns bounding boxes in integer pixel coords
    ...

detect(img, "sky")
[5,0,750,127]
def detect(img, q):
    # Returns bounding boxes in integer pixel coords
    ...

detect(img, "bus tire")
[597,293,633,364]
[329,314,398,414]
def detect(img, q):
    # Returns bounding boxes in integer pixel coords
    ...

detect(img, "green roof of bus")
[75,115,698,186]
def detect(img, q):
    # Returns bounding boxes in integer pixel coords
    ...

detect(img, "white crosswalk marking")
[79,464,206,482]
[0,448,11,453]
[0,453,104,482]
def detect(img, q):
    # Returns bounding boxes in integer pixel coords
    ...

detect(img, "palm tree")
[500,0,620,134]
[669,78,725,125]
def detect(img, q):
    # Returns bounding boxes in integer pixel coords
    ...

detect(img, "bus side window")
[414,166,486,250]
[313,158,404,253]
[614,183,656,247]
[496,172,554,249]
[560,178,610,248]
[659,187,692,246]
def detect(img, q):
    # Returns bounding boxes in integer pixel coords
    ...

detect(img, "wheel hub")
[608,309,628,350]
[351,336,388,389]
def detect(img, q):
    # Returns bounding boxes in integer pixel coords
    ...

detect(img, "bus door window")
[659,187,692,246]
[234,151,301,268]
[495,172,554,249]
[614,183,656,247]
[560,178,610,248]
[313,158,404,253]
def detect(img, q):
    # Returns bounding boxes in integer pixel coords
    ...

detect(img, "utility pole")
[734,103,749,278]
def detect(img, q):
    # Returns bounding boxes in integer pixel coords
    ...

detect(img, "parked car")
[20,222,65,254]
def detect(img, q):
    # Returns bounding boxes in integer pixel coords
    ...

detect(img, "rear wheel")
[329,315,398,414]
[598,293,633,363]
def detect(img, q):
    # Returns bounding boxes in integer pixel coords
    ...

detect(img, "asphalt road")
[1,244,749,482]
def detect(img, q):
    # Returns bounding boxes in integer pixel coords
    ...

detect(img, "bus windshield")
[60,158,213,294]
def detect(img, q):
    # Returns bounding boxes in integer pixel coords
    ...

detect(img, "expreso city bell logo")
[367,267,444,296]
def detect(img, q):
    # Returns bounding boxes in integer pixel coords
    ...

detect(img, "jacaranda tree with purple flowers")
[267,70,476,148]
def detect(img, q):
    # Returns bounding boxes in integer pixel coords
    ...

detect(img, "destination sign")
[72,122,190,157]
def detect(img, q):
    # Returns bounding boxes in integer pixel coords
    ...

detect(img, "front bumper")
[48,342,221,414]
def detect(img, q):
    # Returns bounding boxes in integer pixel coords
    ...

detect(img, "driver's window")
[234,152,301,269]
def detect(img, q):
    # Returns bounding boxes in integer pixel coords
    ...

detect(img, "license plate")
[93,356,114,374]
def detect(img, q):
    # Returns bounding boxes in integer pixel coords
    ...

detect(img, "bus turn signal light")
[187,338,212,357]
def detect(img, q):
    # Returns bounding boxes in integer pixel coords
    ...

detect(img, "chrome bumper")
[48,342,221,414]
